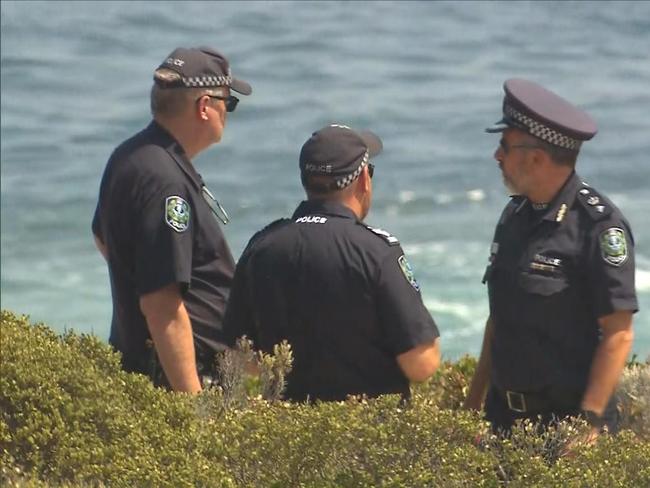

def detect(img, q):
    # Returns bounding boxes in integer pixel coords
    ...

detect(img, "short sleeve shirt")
[483,171,638,393]
[223,200,439,401]
[92,121,235,373]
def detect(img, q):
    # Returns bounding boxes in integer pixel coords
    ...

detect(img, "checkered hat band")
[182,74,232,88]
[504,103,582,150]
[335,151,369,190]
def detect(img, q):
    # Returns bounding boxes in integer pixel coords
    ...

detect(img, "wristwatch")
[581,409,606,429]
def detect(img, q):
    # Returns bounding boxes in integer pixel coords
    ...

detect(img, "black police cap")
[299,124,383,191]
[155,46,252,95]
[486,78,597,150]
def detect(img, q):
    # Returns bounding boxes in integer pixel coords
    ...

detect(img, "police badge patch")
[165,196,190,233]
[600,227,627,266]
[398,254,420,291]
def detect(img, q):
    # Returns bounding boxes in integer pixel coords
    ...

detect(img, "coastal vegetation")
[1,310,649,487]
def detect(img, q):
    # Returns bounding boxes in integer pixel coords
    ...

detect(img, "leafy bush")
[1,310,649,487]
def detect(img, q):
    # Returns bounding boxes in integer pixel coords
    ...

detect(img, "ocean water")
[1,0,649,360]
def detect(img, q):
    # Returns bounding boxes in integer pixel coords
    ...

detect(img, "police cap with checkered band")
[155,46,252,95]
[299,124,383,191]
[486,78,597,150]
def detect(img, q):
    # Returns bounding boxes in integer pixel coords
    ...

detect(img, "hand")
[561,427,601,459]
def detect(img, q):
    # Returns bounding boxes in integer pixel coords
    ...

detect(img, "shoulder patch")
[577,186,612,220]
[398,254,420,291]
[165,196,190,232]
[361,223,400,246]
[600,227,628,266]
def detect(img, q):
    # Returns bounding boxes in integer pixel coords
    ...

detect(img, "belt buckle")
[506,390,527,413]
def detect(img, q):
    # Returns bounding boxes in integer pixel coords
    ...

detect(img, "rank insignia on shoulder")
[165,196,190,233]
[600,227,628,266]
[363,224,400,245]
[398,254,420,291]
[577,186,611,219]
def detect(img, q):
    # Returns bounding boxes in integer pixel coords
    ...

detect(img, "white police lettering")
[533,254,562,267]
[295,216,328,224]
[165,57,185,67]
[304,163,332,173]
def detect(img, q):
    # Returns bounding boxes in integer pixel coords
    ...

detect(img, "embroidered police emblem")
[398,254,420,291]
[600,227,627,266]
[165,196,190,233]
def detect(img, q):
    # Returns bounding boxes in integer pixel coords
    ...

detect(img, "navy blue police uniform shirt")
[483,171,638,394]
[92,121,235,375]
[223,199,440,402]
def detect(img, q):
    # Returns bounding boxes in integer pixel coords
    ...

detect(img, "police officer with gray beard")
[223,124,441,402]
[464,79,638,435]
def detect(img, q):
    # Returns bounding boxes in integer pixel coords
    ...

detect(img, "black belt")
[496,386,582,414]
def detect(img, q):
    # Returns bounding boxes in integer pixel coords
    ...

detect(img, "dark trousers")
[484,386,620,435]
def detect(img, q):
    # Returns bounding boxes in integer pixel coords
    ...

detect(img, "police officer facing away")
[223,124,441,402]
[92,47,251,393]
[464,79,638,434]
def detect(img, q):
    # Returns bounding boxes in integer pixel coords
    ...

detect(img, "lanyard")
[201,185,230,225]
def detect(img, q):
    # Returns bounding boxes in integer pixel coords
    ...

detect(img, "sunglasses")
[197,94,239,113]
[368,163,375,178]
[499,138,540,154]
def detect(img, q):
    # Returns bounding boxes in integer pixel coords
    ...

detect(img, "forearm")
[581,313,634,415]
[396,337,441,383]
[463,317,493,410]
[141,285,202,393]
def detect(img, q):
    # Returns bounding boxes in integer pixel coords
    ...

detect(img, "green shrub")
[1,309,649,487]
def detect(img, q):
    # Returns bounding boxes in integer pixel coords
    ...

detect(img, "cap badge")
[579,189,590,195]
[165,57,185,67]
[165,196,190,233]
[600,227,628,266]
[398,254,420,291]
[555,203,568,222]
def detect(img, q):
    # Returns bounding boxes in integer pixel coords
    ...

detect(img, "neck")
[154,115,207,159]
[307,194,365,220]
[527,166,573,204]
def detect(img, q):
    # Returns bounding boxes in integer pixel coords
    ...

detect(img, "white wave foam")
[466,189,485,201]
[423,298,484,322]
[398,190,416,203]
[636,269,650,292]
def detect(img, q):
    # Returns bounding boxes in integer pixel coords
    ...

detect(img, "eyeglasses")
[202,185,230,225]
[367,163,375,178]
[499,138,541,155]
[197,94,240,113]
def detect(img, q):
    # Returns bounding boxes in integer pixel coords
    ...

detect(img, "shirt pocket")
[518,272,569,296]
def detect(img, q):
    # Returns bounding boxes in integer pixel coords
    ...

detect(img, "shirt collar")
[538,171,581,222]
[292,199,359,220]
[148,120,204,190]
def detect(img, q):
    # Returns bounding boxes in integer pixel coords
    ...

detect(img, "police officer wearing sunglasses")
[92,47,251,392]
[223,124,441,402]
[464,79,638,436]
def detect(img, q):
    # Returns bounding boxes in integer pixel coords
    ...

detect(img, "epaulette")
[242,218,292,256]
[576,184,613,221]
[359,223,400,246]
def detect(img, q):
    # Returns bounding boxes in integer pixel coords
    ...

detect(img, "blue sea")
[2,0,649,360]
